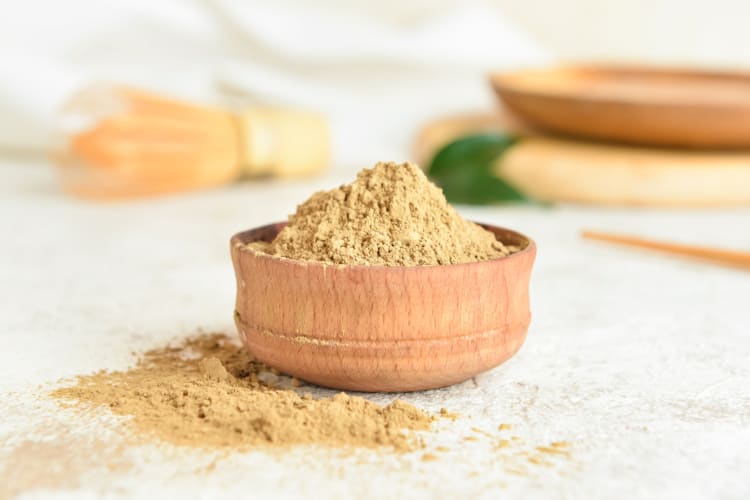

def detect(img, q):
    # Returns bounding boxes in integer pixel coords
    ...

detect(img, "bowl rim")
[231,221,536,272]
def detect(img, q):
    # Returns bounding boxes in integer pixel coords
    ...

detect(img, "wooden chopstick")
[582,230,750,271]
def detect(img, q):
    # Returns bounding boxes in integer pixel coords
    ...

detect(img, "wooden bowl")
[490,65,750,148]
[230,223,536,392]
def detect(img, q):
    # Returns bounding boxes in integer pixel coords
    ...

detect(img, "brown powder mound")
[52,334,434,451]
[258,161,515,266]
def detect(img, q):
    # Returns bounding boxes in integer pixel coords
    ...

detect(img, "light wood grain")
[231,223,536,392]
[582,230,750,271]
[497,137,750,207]
[412,111,750,207]
[490,65,750,148]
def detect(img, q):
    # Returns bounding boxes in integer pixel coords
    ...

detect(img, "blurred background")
[3,0,750,208]
[498,0,750,67]
[1,2,748,164]
[0,0,545,165]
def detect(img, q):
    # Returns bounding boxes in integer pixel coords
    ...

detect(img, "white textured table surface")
[1,158,749,499]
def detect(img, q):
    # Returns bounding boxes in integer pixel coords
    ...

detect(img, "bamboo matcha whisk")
[56,85,329,199]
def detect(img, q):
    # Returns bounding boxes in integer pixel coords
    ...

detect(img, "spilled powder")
[254,161,517,266]
[0,431,132,498]
[52,334,433,451]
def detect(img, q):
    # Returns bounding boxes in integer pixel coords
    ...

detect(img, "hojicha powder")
[52,334,433,451]
[50,163,516,452]
[254,161,516,266]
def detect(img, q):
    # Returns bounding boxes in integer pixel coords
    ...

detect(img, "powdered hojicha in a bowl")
[231,161,536,392]
[251,161,518,265]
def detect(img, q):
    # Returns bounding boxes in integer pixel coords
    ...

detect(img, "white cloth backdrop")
[0,0,547,170]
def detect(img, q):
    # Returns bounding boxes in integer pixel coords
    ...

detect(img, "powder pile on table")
[52,334,434,451]
[253,161,517,266]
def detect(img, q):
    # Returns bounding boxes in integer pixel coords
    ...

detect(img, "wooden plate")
[490,66,750,148]
[497,137,750,207]
[413,112,750,206]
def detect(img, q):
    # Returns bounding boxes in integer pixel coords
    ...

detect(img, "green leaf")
[427,133,528,205]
